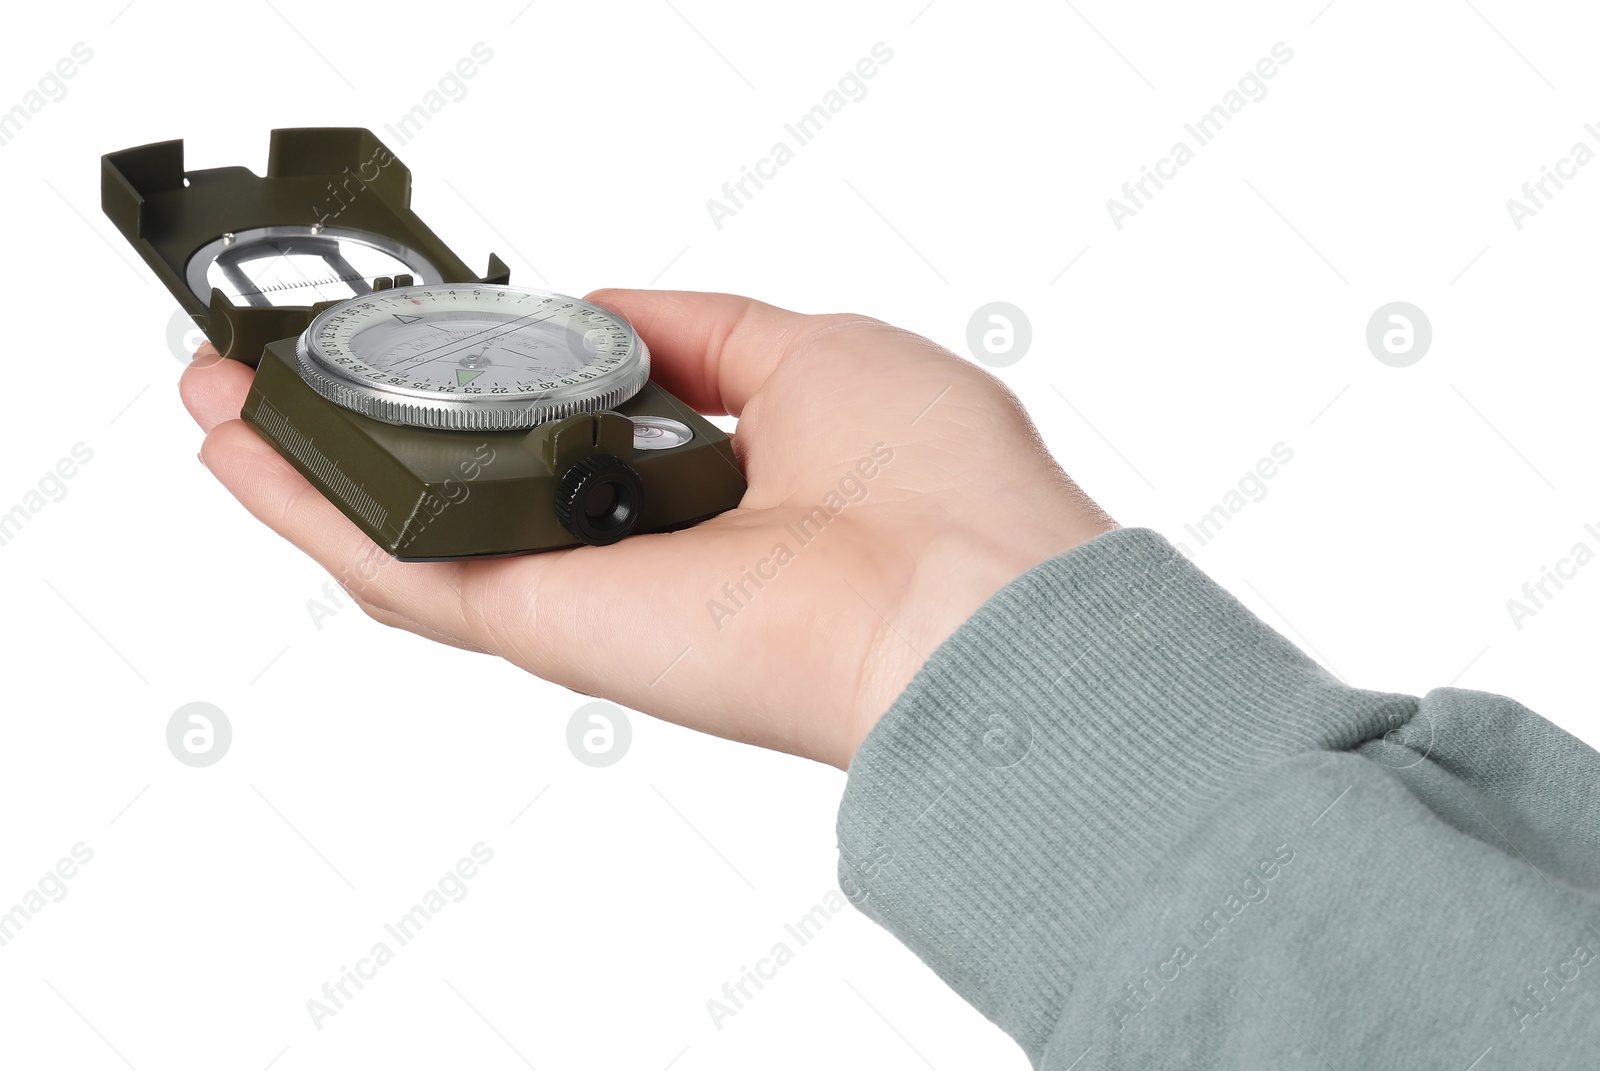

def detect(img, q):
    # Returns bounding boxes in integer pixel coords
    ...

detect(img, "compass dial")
[295,285,650,429]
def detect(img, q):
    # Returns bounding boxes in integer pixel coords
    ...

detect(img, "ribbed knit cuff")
[835,527,1413,1063]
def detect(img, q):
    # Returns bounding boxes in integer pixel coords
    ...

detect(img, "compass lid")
[101,127,508,366]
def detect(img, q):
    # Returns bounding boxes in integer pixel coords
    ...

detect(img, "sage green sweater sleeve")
[836,527,1600,1070]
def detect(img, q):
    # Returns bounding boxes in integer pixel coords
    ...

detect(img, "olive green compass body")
[102,128,745,559]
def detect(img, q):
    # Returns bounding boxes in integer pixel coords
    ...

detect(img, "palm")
[181,290,1110,768]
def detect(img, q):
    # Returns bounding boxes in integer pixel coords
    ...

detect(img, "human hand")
[179,290,1116,768]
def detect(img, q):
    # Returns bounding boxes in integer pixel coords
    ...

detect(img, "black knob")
[555,455,645,546]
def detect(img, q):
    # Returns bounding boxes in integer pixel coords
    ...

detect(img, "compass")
[102,127,746,559]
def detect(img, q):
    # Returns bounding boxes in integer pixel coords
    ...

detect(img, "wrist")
[838,515,1118,768]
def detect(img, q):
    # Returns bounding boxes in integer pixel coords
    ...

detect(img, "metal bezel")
[294,284,652,431]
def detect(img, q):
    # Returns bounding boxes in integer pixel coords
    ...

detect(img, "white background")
[2,1,1597,1068]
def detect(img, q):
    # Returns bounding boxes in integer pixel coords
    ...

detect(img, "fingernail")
[197,451,207,469]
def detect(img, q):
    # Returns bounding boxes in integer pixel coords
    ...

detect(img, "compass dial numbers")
[295,285,651,430]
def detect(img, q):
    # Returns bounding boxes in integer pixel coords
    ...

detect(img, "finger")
[199,418,497,651]
[179,345,255,433]
[583,289,829,416]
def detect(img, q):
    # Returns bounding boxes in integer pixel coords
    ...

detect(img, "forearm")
[836,527,1600,1068]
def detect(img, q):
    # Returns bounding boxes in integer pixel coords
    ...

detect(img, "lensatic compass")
[102,128,745,559]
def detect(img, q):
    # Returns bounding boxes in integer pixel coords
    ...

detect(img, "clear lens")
[185,225,439,307]
[631,416,694,450]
